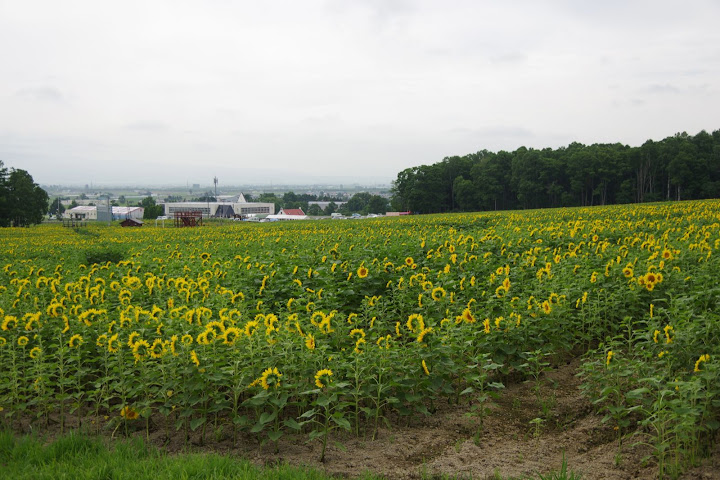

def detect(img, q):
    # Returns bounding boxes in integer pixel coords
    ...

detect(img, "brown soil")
[12,359,720,479]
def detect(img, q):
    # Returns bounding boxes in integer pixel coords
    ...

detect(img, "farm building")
[266,207,308,220]
[64,205,98,220]
[112,207,144,220]
[120,218,143,227]
[64,206,144,221]
[162,200,274,218]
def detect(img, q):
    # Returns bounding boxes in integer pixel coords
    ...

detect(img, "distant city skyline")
[40,179,393,190]
[2,1,719,185]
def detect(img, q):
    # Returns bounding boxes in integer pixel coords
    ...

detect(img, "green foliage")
[391,129,720,213]
[536,452,582,480]
[339,193,389,215]
[0,431,364,480]
[307,204,324,216]
[138,196,164,220]
[461,352,504,442]
[324,201,338,215]
[48,198,66,217]
[84,247,127,265]
[0,161,49,227]
[2,200,720,479]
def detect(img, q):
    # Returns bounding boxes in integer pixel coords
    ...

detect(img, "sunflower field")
[1,201,719,474]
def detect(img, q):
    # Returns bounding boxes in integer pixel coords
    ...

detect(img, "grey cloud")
[449,126,534,139]
[15,86,63,102]
[303,113,343,126]
[123,121,170,132]
[681,69,709,77]
[2,2,719,186]
[645,84,681,94]
[326,0,414,17]
[190,142,219,153]
[490,52,528,65]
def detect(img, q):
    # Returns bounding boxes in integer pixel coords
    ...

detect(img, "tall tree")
[49,198,66,217]
[366,195,389,214]
[390,167,418,211]
[388,129,720,214]
[0,164,49,227]
[343,192,373,214]
[139,196,164,220]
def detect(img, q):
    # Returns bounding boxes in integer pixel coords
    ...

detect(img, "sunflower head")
[223,327,241,345]
[260,367,282,390]
[108,333,120,353]
[314,369,333,388]
[244,320,259,337]
[149,338,166,358]
[69,334,83,348]
[431,286,446,301]
[120,406,139,420]
[541,301,552,314]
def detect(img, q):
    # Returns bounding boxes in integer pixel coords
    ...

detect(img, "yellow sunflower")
[69,334,83,348]
[431,286,446,301]
[259,367,282,390]
[108,333,120,353]
[314,369,333,388]
[120,406,139,420]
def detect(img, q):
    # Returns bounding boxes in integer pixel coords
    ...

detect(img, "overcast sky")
[1,0,719,186]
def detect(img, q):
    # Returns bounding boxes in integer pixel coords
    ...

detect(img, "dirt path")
[14,359,720,479]
[223,358,718,479]
[232,359,660,479]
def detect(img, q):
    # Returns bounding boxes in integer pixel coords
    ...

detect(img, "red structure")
[174,211,203,227]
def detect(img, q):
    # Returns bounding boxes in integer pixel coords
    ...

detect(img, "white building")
[64,206,144,221]
[64,206,98,220]
[112,207,144,220]
[216,194,247,203]
[162,201,274,218]
[266,208,308,220]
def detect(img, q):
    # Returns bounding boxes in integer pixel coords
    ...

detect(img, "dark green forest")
[390,130,720,213]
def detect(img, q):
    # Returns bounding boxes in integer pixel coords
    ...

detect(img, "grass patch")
[0,431,380,480]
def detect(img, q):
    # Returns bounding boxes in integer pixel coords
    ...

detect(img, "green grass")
[0,431,381,480]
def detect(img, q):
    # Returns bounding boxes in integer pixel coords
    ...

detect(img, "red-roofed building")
[267,207,308,220]
[278,208,305,216]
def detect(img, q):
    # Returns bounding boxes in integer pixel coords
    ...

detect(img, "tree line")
[390,130,720,213]
[0,160,49,227]
[249,191,389,216]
